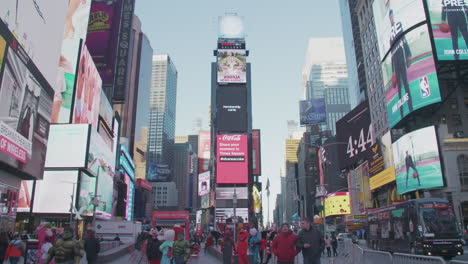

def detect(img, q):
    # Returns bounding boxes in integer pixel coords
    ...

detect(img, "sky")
[135,0,344,223]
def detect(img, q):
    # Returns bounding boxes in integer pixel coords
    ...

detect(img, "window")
[458,155,468,190]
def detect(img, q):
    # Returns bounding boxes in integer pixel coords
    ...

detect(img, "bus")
[367,198,464,258]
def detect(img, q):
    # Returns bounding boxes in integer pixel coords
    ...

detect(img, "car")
[336,233,358,244]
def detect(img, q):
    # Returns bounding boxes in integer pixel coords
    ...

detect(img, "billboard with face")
[373,0,426,58]
[392,126,443,195]
[198,131,210,174]
[382,25,441,127]
[299,98,327,125]
[198,171,210,196]
[217,49,247,83]
[426,0,468,60]
[0,23,54,180]
[216,86,247,132]
[0,0,68,87]
[216,134,248,184]
[33,171,79,213]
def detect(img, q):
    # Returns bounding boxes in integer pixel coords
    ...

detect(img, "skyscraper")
[148,54,178,169]
[303,38,351,135]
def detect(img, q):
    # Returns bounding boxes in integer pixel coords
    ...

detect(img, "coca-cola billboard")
[216,134,248,184]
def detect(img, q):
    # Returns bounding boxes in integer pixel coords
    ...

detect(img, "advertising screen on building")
[17,181,34,213]
[373,0,426,58]
[369,131,396,190]
[252,130,261,176]
[299,98,326,125]
[350,162,371,215]
[0,23,55,180]
[215,187,248,200]
[382,25,441,128]
[218,16,245,39]
[198,131,210,174]
[426,0,468,60]
[215,208,248,223]
[216,86,247,132]
[0,0,68,87]
[147,164,171,181]
[325,192,351,217]
[72,44,102,129]
[33,171,79,214]
[217,49,247,83]
[45,124,89,168]
[198,171,210,196]
[392,126,444,195]
[336,101,374,169]
[216,134,248,184]
[77,172,96,217]
[99,90,113,129]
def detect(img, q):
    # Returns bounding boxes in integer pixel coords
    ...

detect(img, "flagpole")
[267,191,270,227]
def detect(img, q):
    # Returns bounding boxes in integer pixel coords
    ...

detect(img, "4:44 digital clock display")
[346,124,375,158]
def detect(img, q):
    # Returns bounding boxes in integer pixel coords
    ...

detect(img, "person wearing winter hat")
[272,223,299,264]
[248,228,260,264]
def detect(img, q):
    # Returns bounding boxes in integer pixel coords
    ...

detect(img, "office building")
[153,182,178,208]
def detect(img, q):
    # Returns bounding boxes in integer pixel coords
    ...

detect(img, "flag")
[266,178,270,197]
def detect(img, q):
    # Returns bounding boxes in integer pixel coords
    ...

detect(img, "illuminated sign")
[325,192,351,217]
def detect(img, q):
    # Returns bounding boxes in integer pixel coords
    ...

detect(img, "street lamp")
[61,181,77,226]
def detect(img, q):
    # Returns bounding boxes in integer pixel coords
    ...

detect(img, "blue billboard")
[147,164,171,181]
[299,98,326,125]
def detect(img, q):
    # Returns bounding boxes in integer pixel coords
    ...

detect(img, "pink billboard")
[216,134,248,184]
[198,131,210,174]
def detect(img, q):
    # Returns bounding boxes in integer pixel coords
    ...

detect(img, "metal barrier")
[448,261,468,264]
[362,248,392,264]
[393,252,445,264]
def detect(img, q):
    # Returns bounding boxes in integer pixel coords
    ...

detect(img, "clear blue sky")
[135,0,344,223]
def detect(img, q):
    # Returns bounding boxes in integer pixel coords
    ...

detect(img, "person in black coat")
[84,230,101,264]
[146,229,162,264]
[0,232,8,261]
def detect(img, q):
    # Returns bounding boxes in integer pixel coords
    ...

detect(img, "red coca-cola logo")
[222,135,241,141]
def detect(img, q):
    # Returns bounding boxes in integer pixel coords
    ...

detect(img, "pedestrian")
[236,229,249,264]
[331,234,338,257]
[325,234,332,257]
[248,228,260,264]
[83,229,100,264]
[159,229,175,264]
[4,233,24,264]
[220,230,235,264]
[46,227,83,264]
[146,229,162,264]
[272,223,299,264]
[263,227,277,264]
[205,234,214,253]
[0,232,9,262]
[38,236,53,264]
[259,231,268,264]
[173,232,191,264]
[296,218,324,264]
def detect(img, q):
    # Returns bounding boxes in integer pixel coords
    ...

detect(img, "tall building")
[153,182,178,208]
[172,143,193,211]
[302,38,351,135]
[148,54,178,168]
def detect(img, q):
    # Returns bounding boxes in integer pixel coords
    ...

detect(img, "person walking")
[220,230,235,264]
[146,229,162,264]
[331,234,338,257]
[272,223,299,264]
[263,228,277,264]
[173,232,190,264]
[4,234,24,264]
[248,228,260,264]
[325,234,332,257]
[296,218,324,264]
[83,230,100,264]
[0,232,9,262]
[159,229,175,264]
[205,234,214,253]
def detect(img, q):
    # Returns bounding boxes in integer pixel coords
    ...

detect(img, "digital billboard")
[33,171,79,214]
[336,101,374,169]
[215,208,248,223]
[382,25,441,128]
[44,124,89,168]
[392,126,443,195]
[216,134,248,184]
[215,187,248,200]
[372,0,426,58]
[77,172,96,217]
[325,192,351,217]
[198,171,210,196]
[218,16,245,39]
[87,129,115,177]
[351,162,371,215]
[99,90,114,129]
[147,164,171,181]
[426,0,468,60]
[369,131,396,190]
[299,98,326,125]
[217,49,247,83]
[216,86,247,132]
[0,23,55,180]
[198,131,210,174]
[0,0,68,86]
[252,130,261,176]
[17,181,34,213]
[72,43,102,129]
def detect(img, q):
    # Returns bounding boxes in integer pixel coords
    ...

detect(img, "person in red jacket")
[272,223,299,264]
[236,229,249,264]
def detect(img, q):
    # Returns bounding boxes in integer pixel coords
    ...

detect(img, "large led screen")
[72,44,102,129]
[45,124,89,168]
[216,187,248,200]
[216,134,248,184]
[17,181,33,213]
[217,49,247,83]
[325,192,351,217]
[87,129,115,177]
[426,0,468,60]
[252,130,261,176]
[216,86,247,132]
[382,25,441,128]
[198,171,210,196]
[372,0,426,58]
[218,16,245,39]
[299,98,326,125]
[336,101,374,169]
[78,172,96,217]
[0,25,54,180]
[198,131,210,174]
[33,171,79,214]
[392,126,443,195]
[147,164,171,181]
[369,131,396,190]
[0,0,68,87]
[215,208,248,223]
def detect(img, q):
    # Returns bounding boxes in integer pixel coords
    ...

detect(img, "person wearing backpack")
[173,233,190,264]
[159,229,175,264]
[146,229,163,264]
[4,234,24,264]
